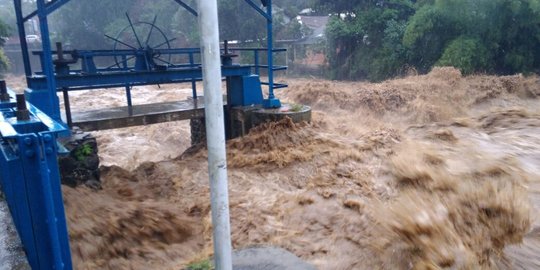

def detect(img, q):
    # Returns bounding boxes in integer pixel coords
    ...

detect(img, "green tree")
[436,37,491,74]
[402,4,458,73]
[316,0,540,81]
[49,0,136,49]
[45,0,303,49]
[406,0,540,75]
[0,18,10,75]
[0,0,313,72]
[0,0,16,30]
[321,0,415,81]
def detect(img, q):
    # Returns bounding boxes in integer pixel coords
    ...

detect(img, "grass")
[290,103,303,112]
[74,143,93,162]
[185,259,214,270]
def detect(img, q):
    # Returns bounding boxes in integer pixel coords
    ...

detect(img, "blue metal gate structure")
[0,86,72,269]
[2,0,287,269]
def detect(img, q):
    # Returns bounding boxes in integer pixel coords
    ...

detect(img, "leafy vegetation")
[74,143,94,162]
[186,259,214,270]
[0,0,307,49]
[3,0,539,81]
[0,17,9,75]
[43,0,306,49]
[289,103,304,112]
[320,0,415,81]
[315,0,540,81]
[0,1,16,29]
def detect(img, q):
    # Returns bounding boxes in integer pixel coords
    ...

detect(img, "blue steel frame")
[15,0,283,112]
[29,48,288,90]
[171,0,283,102]
[28,64,254,90]
[0,87,71,270]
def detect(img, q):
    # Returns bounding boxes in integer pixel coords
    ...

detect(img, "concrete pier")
[191,103,312,145]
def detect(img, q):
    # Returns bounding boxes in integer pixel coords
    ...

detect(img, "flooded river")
[2,68,540,269]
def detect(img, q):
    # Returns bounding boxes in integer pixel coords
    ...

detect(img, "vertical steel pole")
[266,0,274,99]
[36,0,62,122]
[261,0,279,108]
[254,50,259,75]
[125,85,133,115]
[14,0,32,77]
[62,88,73,128]
[37,153,65,270]
[197,1,233,270]
[189,53,197,99]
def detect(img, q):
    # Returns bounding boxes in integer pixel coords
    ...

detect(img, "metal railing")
[32,46,288,119]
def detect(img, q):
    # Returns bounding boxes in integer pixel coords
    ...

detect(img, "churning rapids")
[3,67,540,269]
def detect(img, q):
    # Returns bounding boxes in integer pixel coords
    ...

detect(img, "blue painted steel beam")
[23,10,38,23]
[30,80,198,92]
[266,0,274,95]
[38,131,72,270]
[242,0,271,21]
[34,0,62,122]
[17,134,53,270]
[230,47,287,52]
[174,0,198,17]
[14,0,32,77]
[28,101,67,133]
[45,0,72,16]
[22,0,72,23]
[240,0,280,107]
[0,138,40,266]
[33,48,203,58]
[0,90,65,137]
[27,66,252,90]
[263,0,280,107]
[0,90,16,110]
[0,89,72,269]
[12,133,71,270]
[189,53,198,99]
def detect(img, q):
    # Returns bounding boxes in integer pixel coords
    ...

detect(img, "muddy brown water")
[3,69,540,269]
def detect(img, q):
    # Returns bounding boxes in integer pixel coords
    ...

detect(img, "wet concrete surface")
[231,247,316,270]
[0,192,30,270]
[71,99,208,131]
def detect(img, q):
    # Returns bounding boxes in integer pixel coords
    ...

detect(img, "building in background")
[4,18,41,74]
[288,15,328,77]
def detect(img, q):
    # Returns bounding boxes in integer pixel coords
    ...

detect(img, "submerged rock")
[58,129,101,189]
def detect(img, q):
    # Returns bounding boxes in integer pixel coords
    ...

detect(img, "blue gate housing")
[0,87,72,269]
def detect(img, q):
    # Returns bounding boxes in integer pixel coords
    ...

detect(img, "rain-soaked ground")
[0,193,29,270]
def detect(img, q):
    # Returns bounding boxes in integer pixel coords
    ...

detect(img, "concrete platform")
[251,104,312,125]
[72,99,209,131]
[72,100,312,141]
[231,247,316,270]
[228,103,312,139]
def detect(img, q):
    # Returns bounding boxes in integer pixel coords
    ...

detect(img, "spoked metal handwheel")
[105,13,176,70]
